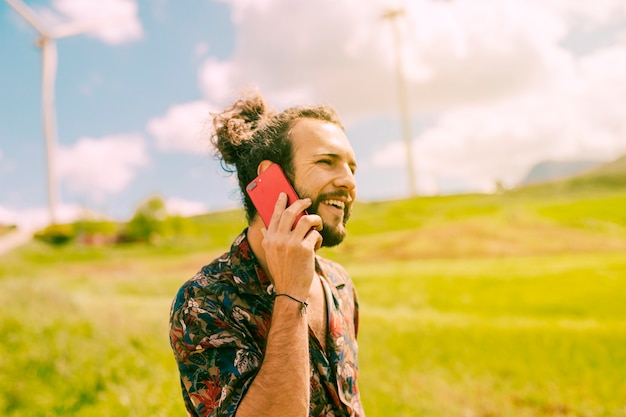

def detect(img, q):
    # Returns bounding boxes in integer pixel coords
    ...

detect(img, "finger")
[267,193,288,231]
[314,233,323,251]
[293,213,322,235]
[276,198,313,232]
[304,228,323,251]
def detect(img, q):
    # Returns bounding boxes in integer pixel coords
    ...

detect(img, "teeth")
[323,199,345,209]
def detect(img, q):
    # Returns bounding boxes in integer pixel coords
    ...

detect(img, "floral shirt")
[169,229,365,417]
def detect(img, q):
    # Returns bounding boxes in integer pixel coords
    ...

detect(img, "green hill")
[325,192,626,265]
[510,153,626,196]
[586,153,626,176]
[1,155,625,417]
[317,155,626,263]
[179,157,626,265]
[518,159,602,186]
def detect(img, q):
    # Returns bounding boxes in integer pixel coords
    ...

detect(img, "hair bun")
[212,91,273,165]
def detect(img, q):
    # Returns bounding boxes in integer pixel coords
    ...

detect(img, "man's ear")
[257,160,274,175]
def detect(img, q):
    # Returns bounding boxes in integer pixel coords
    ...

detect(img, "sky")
[1,0,626,230]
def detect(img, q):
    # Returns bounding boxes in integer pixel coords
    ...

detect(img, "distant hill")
[585,154,626,177]
[519,160,603,186]
[512,153,626,195]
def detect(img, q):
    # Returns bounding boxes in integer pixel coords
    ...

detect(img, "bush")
[74,219,119,246]
[0,224,17,237]
[34,224,75,246]
[121,196,167,243]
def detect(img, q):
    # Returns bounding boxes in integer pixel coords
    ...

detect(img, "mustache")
[308,190,353,224]
[317,190,353,203]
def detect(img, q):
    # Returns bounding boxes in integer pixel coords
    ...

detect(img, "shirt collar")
[224,228,274,297]
[316,257,348,290]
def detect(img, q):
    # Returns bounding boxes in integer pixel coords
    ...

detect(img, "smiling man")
[169,91,365,417]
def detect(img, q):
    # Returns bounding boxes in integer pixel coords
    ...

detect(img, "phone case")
[245,163,305,228]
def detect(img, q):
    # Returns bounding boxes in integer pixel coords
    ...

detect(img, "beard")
[298,190,351,248]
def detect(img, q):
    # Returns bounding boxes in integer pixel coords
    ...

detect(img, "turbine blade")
[6,0,49,35]
[51,16,116,39]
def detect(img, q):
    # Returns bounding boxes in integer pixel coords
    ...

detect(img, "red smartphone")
[246,163,306,228]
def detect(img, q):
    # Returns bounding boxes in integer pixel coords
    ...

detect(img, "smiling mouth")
[322,199,346,210]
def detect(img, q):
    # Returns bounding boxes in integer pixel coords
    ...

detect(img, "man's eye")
[318,159,332,165]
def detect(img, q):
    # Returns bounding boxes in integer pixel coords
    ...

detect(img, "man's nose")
[334,164,356,191]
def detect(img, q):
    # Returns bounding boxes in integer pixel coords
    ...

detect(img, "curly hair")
[211,90,344,223]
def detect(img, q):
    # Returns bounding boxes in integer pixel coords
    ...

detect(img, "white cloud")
[199,0,626,115]
[397,1,574,110]
[0,203,85,231]
[57,134,148,200]
[372,43,626,193]
[51,0,142,44]
[199,0,626,195]
[547,0,626,27]
[165,197,209,217]
[146,101,216,154]
[198,0,581,117]
[199,58,240,105]
[199,0,392,116]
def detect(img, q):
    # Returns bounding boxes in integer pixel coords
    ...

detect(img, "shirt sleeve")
[169,280,262,417]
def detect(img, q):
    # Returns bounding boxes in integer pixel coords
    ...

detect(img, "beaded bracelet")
[274,293,308,317]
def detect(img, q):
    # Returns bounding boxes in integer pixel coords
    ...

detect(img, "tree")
[123,195,168,243]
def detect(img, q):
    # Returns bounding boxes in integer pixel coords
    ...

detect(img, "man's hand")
[236,193,319,417]
[261,193,323,300]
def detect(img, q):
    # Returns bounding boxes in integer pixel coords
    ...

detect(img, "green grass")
[354,253,626,416]
[1,179,626,416]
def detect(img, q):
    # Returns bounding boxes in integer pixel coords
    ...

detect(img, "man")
[169,91,364,417]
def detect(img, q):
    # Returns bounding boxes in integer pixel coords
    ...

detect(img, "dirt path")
[0,229,32,256]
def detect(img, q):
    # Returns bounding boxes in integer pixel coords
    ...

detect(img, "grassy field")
[1,174,625,416]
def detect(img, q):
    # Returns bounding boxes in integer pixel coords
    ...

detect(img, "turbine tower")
[383,8,417,198]
[6,0,110,224]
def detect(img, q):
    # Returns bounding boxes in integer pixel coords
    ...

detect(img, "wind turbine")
[6,0,112,225]
[383,8,418,198]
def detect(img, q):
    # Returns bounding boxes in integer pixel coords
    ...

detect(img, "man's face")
[289,119,357,247]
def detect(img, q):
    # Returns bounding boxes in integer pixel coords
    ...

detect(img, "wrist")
[273,293,309,317]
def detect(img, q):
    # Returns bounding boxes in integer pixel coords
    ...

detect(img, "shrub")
[121,196,167,243]
[34,223,75,246]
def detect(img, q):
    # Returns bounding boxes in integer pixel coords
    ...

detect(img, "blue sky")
[1,0,625,230]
